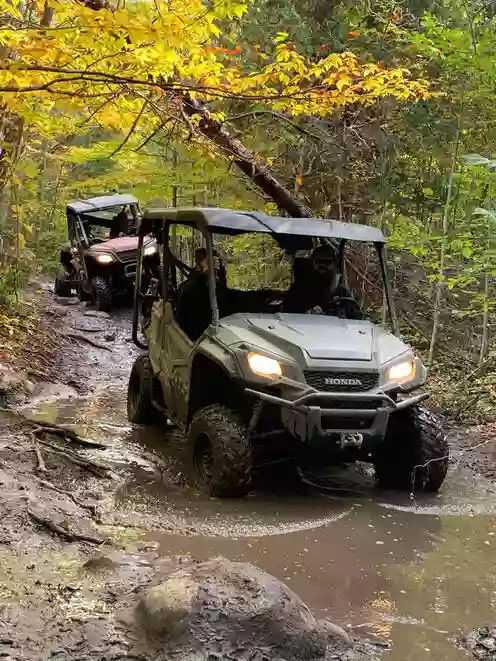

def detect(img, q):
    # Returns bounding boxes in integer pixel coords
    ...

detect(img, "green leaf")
[461,246,472,259]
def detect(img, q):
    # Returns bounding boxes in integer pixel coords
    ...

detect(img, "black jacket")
[177,272,229,341]
[285,275,362,319]
[177,272,211,341]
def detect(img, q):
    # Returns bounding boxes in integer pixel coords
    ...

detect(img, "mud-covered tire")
[91,276,112,312]
[373,404,449,492]
[187,405,252,498]
[127,356,158,425]
[54,270,72,297]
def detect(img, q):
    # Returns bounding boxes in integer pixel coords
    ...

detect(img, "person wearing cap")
[285,245,362,319]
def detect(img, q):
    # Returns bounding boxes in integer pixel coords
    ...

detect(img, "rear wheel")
[373,404,449,493]
[187,405,252,498]
[54,268,72,297]
[91,276,112,312]
[127,356,159,424]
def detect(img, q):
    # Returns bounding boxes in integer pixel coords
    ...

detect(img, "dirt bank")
[0,283,495,661]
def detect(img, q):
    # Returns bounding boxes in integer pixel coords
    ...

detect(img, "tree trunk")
[179,94,311,218]
[427,111,463,364]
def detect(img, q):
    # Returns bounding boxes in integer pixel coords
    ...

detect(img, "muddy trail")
[0,285,495,661]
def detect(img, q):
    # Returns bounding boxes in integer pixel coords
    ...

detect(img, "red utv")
[55,194,157,312]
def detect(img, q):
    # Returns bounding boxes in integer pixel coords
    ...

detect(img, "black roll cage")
[132,208,398,349]
[67,202,141,249]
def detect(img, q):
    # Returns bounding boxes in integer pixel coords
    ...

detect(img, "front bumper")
[245,387,429,443]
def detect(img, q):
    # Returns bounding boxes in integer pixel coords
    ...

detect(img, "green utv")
[128,207,449,498]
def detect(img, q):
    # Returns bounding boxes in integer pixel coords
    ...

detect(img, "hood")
[248,314,373,360]
[218,313,410,366]
[92,235,153,253]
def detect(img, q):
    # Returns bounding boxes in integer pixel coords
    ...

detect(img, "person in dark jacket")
[109,210,129,238]
[177,250,228,341]
[285,245,362,319]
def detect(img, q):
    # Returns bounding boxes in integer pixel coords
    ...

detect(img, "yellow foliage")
[0,0,430,141]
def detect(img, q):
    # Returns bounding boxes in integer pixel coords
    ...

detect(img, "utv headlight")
[248,352,282,378]
[96,253,114,264]
[144,244,157,257]
[387,359,416,383]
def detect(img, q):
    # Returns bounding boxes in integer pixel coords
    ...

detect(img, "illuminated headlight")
[96,253,114,264]
[248,352,282,378]
[387,359,415,383]
[144,244,157,257]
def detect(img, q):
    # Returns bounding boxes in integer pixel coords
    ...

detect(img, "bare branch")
[108,96,149,157]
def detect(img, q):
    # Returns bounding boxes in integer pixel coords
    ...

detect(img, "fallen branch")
[29,419,107,449]
[27,506,103,544]
[36,477,98,516]
[64,331,112,351]
[32,430,47,474]
[37,439,111,478]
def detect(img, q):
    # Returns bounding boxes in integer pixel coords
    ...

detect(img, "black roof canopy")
[67,194,139,215]
[143,207,386,244]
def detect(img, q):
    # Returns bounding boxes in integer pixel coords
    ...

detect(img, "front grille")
[119,249,138,263]
[304,370,379,392]
[330,399,383,410]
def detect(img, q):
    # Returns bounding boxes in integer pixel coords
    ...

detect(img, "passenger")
[285,245,362,319]
[177,249,227,341]
[109,210,129,239]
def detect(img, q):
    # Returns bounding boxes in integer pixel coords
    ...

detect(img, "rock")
[51,305,69,317]
[137,558,351,660]
[0,365,33,397]
[28,381,79,402]
[23,380,35,395]
[72,318,106,333]
[83,554,120,573]
[54,296,79,306]
[462,627,496,659]
[84,310,111,319]
[318,620,352,647]
[140,576,199,633]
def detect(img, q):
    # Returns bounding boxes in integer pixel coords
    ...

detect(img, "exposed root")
[64,331,112,352]
[29,419,107,449]
[37,439,111,478]
[27,506,104,544]
[36,477,98,516]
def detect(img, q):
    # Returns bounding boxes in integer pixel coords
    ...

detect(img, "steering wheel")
[322,296,362,318]
[263,293,285,313]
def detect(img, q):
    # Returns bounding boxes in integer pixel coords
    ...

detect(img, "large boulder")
[137,557,351,660]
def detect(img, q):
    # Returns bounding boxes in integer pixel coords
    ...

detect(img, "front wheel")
[373,404,449,493]
[187,405,252,498]
[91,276,112,312]
[54,268,72,297]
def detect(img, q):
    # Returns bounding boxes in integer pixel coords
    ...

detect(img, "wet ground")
[2,286,496,660]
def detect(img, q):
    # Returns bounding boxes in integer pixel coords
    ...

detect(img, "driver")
[285,245,362,319]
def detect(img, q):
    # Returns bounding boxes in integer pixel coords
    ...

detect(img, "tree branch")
[109,96,149,157]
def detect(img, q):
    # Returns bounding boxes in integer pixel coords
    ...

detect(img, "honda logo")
[324,377,362,386]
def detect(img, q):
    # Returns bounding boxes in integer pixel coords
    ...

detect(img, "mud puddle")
[23,389,496,661]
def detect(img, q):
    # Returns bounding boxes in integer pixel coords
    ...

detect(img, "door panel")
[147,300,163,377]
[161,302,193,423]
